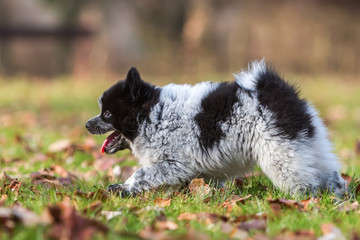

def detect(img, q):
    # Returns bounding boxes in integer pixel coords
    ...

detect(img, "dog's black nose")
[85,121,90,130]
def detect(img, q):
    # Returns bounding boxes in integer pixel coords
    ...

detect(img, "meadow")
[0,73,360,240]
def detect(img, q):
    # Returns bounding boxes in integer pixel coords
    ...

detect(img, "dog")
[86,60,346,197]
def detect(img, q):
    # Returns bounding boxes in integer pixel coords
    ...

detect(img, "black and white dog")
[86,60,346,197]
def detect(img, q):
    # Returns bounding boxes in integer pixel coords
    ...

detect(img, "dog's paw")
[108,184,135,198]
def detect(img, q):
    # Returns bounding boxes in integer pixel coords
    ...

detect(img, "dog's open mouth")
[101,131,121,154]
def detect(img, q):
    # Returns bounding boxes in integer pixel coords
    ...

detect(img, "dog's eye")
[103,110,112,119]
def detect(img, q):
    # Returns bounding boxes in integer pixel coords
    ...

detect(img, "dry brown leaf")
[341,173,352,185]
[300,198,311,211]
[274,229,316,240]
[232,194,253,204]
[233,212,267,224]
[268,199,304,210]
[230,227,249,239]
[252,233,270,240]
[94,156,127,172]
[188,178,211,198]
[49,165,79,180]
[177,212,198,221]
[269,203,282,217]
[48,139,72,153]
[0,195,7,206]
[237,219,267,232]
[0,204,50,233]
[154,218,178,231]
[337,201,359,212]
[154,198,172,207]
[139,226,172,240]
[155,220,178,231]
[355,139,360,156]
[31,168,75,189]
[356,184,360,197]
[2,179,22,200]
[30,170,56,181]
[47,198,108,240]
[2,172,16,182]
[177,212,229,225]
[319,223,346,240]
[234,178,244,188]
[76,137,97,152]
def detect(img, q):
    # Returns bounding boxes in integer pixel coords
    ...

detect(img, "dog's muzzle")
[86,115,114,135]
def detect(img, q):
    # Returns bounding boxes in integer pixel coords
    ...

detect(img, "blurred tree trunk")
[181,0,209,75]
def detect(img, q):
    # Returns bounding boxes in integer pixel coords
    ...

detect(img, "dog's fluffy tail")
[233,59,267,91]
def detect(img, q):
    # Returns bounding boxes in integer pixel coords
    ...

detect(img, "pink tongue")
[101,131,121,154]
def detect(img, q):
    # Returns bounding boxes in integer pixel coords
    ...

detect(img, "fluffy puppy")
[86,60,346,197]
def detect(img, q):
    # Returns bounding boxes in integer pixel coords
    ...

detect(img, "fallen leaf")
[274,229,316,240]
[31,169,75,189]
[49,165,79,181]
[139,226,171,240]
[188,178,211,198]
[154,220,178,231]
[252,233,270,240]
[234,178,244,188]
[30,170,56,181]
[337,201,359,212]
[177,212,229,225]
[319,223,346,240]
[154,198,172,207]
[269,203,282,217]
[355,184,360,197]
[229,227,249,239]
[46,198,108,240]
[233,212,267,224]
[341,173,352,185]
[154,213,178,231]
[268,199,304,210]
[220,195,251,215]
[0,204,50,233]
[94,156,127,172]
[2,179,22,199]
[2,172,16,182]
[355,140,360,156]
[0,195,7,206]
[237,219,267,232]
[48,139,72,153]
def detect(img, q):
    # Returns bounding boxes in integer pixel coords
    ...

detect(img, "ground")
[0,74,359,240]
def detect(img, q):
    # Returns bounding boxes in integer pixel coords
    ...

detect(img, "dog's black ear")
[125,67,142,102]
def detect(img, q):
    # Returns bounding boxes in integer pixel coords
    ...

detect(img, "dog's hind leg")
[108,160,194,197]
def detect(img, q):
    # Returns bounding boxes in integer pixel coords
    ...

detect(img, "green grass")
[0,74,360,239]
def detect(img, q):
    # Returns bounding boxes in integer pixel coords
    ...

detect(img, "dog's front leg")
[108,161,193,197]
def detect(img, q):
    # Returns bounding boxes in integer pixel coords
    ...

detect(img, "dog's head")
[86,67,154,154]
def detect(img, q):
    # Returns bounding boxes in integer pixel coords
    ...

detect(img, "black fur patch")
[256,69,314,139]
[101,68,160,142]
[195,82,240,150]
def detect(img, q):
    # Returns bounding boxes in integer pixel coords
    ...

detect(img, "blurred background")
[0,0,359,175]
[0,0,359,78]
